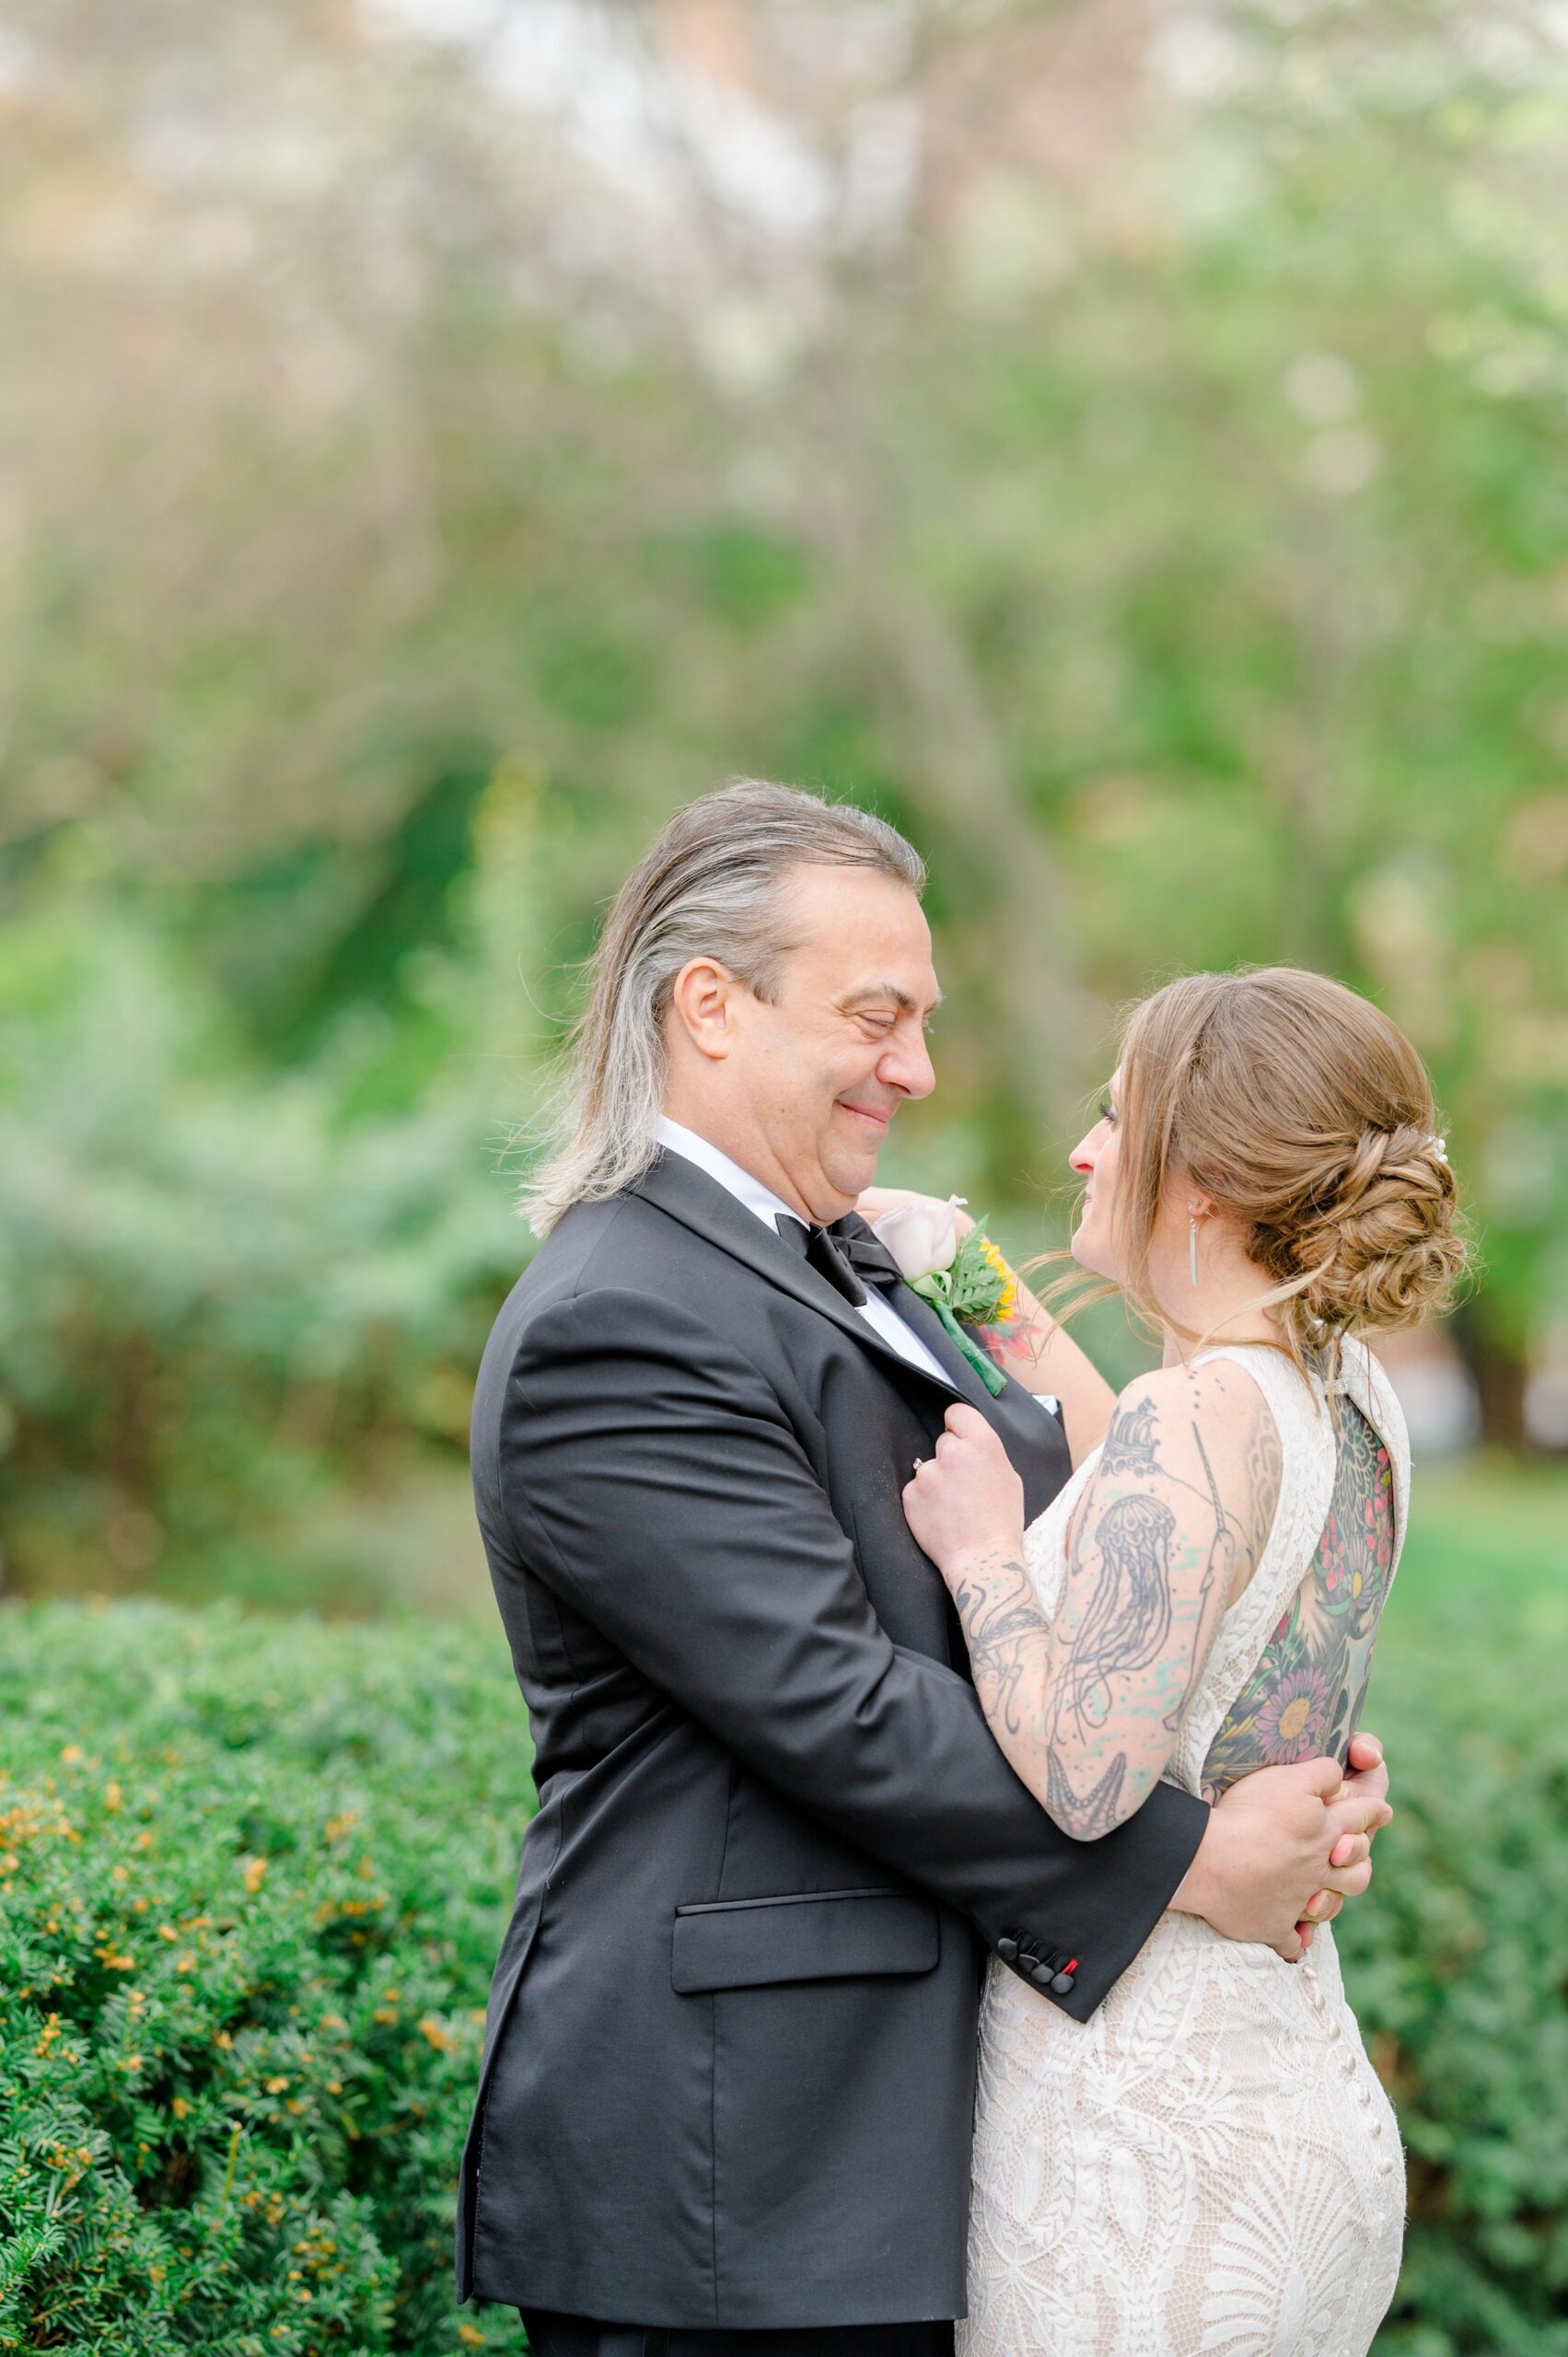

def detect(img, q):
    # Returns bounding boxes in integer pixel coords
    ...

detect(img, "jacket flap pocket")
[671,1887,939,1995]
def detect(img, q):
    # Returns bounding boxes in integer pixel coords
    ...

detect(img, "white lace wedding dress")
[961,1341,1410,2357]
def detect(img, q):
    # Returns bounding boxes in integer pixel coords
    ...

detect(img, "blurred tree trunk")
[1465,1321,1528,1454]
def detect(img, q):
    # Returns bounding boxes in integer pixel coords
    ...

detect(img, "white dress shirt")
[655,1117,952,1386]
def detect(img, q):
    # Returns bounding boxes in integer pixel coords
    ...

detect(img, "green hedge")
[1335,1576,1568,2356]
[0,1591,1563,2356]
[0,1602,533,2356]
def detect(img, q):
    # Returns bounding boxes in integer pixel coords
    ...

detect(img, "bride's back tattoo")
[1201,1399,1395,1800]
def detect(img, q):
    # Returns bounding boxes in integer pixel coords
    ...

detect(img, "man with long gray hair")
[455,779,1389,2354]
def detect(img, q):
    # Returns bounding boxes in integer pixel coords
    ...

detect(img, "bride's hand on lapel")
[902,1404,1025,1580]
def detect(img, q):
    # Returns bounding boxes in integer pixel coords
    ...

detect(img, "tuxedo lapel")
[830,1213,1072,1504]
[635,1152,970,1404]
[854,1246,999,1415]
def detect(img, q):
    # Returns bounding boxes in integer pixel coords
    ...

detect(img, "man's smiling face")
[700,864,941,1223]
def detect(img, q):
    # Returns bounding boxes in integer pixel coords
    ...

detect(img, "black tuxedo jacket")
[455,1150,1206,2328]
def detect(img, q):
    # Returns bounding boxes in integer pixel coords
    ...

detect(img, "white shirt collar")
[655,1116,804,1235]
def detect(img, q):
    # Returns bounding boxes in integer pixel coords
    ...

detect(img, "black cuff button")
[1050,1971,1075,1995]
[996,1937,1019,1964]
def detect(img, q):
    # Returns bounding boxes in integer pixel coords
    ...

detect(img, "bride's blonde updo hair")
[1113,966,1469,1364]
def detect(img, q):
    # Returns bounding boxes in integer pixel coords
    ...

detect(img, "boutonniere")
[871,1196,1016,1398]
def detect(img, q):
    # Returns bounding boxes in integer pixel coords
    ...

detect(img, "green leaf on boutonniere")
[906,1224,1016,1397]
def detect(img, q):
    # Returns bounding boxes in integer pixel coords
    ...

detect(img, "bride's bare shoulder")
[1098,1357,1275,1465]
[1086,1362,1283,1589]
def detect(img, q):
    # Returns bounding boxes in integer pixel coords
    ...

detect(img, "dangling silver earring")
[1190,1214,1200,1287]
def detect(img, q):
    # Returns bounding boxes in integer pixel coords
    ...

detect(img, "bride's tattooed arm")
[907,1367,1283,1840]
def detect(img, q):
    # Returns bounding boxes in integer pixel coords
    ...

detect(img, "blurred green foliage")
[1,0,1566,1586]
[0,892,525,1596]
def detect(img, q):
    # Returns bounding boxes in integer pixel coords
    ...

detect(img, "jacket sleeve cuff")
[988,1777,1210,2021]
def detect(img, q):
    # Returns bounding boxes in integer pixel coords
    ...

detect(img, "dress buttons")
[996,1937,1020,1965]
[1051,1972,1075,1995]
[1029,1961,1055,1989]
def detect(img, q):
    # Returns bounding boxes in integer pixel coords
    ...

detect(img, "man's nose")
[883,1030,936,1101]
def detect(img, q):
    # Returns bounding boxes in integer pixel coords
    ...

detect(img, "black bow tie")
[776,1213,904,1309]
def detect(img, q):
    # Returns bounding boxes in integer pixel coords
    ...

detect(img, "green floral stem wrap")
[919,1301,1004,1386]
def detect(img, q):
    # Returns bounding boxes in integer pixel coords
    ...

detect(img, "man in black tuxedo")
[456,782,1390,2355]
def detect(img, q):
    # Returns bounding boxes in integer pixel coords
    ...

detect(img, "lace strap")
[1336,1336,1412,1583]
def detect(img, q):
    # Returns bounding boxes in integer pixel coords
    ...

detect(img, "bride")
[889,966,1466,2357]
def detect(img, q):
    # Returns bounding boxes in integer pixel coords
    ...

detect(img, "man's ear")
[668,957,739,1063]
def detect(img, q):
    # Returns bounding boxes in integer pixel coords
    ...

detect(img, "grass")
[1390,1452,1568,1615]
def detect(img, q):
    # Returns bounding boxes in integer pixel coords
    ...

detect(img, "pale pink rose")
[871,1195,965,1283]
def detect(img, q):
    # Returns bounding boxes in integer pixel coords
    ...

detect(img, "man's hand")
[1293,1730,1391,1941]
[1170,1745,1394,1962]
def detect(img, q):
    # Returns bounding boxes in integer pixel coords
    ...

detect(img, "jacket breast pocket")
[671,1886,940,1994]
